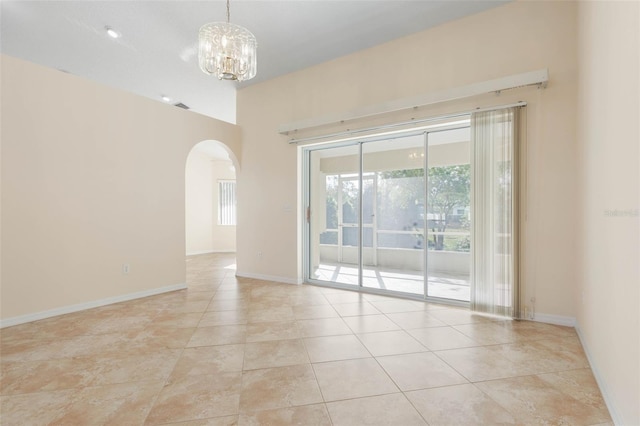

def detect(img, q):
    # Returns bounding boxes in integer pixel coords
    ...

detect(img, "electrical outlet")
[257,252,263,259]
[529,297,535,320]
[122,263,130,274]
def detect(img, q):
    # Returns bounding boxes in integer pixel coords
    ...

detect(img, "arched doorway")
[185,140,238,256]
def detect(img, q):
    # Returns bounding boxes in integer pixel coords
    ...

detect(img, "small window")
[218,180,237,226]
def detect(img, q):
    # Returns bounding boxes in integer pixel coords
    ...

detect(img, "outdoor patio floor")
[312,263,470,302]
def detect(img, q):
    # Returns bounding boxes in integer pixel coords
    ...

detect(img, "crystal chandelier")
[198,0,257,82]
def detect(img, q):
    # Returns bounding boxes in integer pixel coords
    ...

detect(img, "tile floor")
[0,253,612,425]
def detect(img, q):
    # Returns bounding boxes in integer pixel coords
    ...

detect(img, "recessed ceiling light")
[105,26,120,39]
[161,95,172,103]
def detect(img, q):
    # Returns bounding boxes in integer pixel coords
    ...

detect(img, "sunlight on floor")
[313,263,470,302]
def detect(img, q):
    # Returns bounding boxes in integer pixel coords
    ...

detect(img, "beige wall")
[185,153,237,255]
[0,54,240,322]
[576,1,640,424]
[185,150,215,254]
[237,1,579,320]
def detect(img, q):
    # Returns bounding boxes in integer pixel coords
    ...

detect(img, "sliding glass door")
[306,108,519,310]
[425,127,472,302]
[308,144,361,287]
[306,124,472,302]
[360,134,426,295]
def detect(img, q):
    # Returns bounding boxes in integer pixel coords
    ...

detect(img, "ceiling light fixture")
[198,0,257,82]
[105,26,120,39]
[161,95,172,103]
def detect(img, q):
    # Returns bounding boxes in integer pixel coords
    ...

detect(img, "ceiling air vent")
[173,102,190,110]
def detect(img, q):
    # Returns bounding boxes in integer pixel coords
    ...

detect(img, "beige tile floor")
[0,253,612,425]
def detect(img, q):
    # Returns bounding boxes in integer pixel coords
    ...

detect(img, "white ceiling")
[1,1,507,123]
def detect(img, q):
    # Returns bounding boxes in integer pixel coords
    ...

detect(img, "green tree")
[428,165,470,250]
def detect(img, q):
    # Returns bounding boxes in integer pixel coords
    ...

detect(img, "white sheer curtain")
[470,107,521,318]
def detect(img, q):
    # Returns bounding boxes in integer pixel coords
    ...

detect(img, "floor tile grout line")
[143,288,211,423]
[401,388,433,425]
[430,345,516,384]
[144,260,226,425]
[431,343,593,387]
[0,377,167,400]
[300,332,331,406]
[322,389,404,405]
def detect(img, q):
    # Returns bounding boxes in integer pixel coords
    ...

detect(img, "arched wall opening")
[185,140,239,256]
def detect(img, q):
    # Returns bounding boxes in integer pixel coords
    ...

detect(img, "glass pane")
[361,134,425,295]
[218,180,237,225]
[426,127,471,302]
[362,176,375,225]
[308,144,361,287]
[341,178,359,225]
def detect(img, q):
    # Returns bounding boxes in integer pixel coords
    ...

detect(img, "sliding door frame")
[303,123,471,306]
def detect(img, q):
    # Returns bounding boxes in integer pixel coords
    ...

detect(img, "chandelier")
[198,0,257,82]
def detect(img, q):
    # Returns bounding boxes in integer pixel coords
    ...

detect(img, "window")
[218,180,236,226]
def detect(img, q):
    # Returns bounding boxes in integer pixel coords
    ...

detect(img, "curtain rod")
[280,69,548,136]
[288,101,527,145]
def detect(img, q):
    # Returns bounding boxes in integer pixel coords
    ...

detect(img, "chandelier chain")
[226,0,230,23]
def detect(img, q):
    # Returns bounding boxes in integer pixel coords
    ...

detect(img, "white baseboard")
[186,250,236,256]
[235,271,303,285]
[0,283,187,329]
[532,312,576,327]
[575,323,622,425]
[186,250,214,256]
